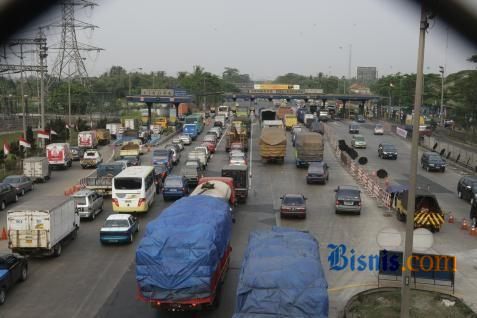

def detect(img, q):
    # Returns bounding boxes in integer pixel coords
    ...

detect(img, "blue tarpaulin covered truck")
[233,227,329,318]
[136,196,232,311]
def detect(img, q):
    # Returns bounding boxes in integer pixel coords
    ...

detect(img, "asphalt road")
[2,114,477,317]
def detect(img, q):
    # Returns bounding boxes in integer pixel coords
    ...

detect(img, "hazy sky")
[40,0,477,80]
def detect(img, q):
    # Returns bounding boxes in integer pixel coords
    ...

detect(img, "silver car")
[179,134,192,145]
[2,175,33,196]
[351,134,367,149]
[172,138,185,151]
[335,185,361,215]
[73,189,104,220]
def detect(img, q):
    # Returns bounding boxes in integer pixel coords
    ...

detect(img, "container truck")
[23,157,50,182]
[46,143,72,170]
[233,227,329,318]
[78,131,98,149]
[7,197,80,257]
[221,165,248,203]
[295,132,324,167]
[259,127,287,163]
[96,129,111,145]
[259,108,276,124]
[106,123,122,139]
[136,195,232,311]
[80,162,127,195]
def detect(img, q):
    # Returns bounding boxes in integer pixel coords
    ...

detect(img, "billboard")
[140,89,174,96]
[253,84,300,90]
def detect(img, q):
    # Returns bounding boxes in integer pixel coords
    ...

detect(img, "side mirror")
[279,196,283,199]
[334,189,338,192]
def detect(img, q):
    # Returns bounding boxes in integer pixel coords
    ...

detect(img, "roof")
[8,196,73,212]
[165,174,183,181]
[283,194,304,198]
[338,185,360,191]
[114,166,154,178]
[308,162,326,170]
[106,213,132,220]
[72,189,97,197]
[223,164,247,171]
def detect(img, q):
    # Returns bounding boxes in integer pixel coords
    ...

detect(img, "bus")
[184,114,204,134]
[112,166,156,213]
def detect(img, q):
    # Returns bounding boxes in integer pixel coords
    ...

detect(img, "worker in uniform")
[470,200,477,227]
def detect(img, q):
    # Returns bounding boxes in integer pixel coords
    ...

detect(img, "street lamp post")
[439,65,445,124]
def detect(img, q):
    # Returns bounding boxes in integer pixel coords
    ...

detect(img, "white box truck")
[46,143,72,169]
[106,123,122,139]
[23,157,50,182]
[78,131,98,149]
[7,197,80,257]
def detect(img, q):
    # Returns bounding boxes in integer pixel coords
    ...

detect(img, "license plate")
[344,201,354,206]
[26,240,32,243]
[125,200,131,203]
[170,189,177,192]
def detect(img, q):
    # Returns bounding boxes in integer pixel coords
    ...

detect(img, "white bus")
[112,166,156,213]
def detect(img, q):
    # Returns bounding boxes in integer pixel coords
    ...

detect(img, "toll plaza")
[126,89,193,127]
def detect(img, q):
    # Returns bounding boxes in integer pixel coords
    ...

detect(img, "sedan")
[378,143,398,160]
[146,136,162,147]
[357,115,365,123]
[179,134,192,145]
[306,162,329,184]
[351,135,367,149]
[374,124,384,135]
[280,194,307,219]
[209,127,222,138]
[163,175,189,201]
[100,214,139,244]
[2,175,33,196]
[0,253,28,305]
[0,183,18,210]
[457,176,477,204]
[229,155,247,166]
[335,185,361,215]
[172,138,185,151]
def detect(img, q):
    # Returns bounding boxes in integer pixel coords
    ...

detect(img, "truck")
[180,165,203,187]
[78,131,98,149]
[106,123,122,139]
[190,177,236,206]
[319,110,329,122]
[236,106,249,117]
[283,114,298,130]
[80,149,103,169]
[214,115,226,128]
[226,128,248,152]
[217,105,230,119]
[178,103,190,119]
[155,117,168,129]
[119,142,140,158]
[277,105,294,120]
[124,118,140,130]
[80,162,126,195]
[136,195,232,311]
[260,108,276,124]
[221,165,248,203]
[23,157,50,182]
[234,116,251,137]
[405,114,425,126]
[233,227,328,318]
[262,120,284,129]
[259,127,287,163]
[294,132,324,167]
[296,108,306,123]
[395,189,445,232]
[46,143,72,170]
[96,129,111,145]
[183,124,199,140]
[7,196,80,257]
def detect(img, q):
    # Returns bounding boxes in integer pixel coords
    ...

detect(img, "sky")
[35,0,477,80]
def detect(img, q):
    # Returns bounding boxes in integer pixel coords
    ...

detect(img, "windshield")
[375,124,383,129]
[355,136,365,141]
[104,219,129,228]
[338,190,360,199]
[383,145,396,151]
[218,106,228,112]
[283,196,304,205]
[164,178,183,187]
[114,178,142,190]
[73,196,87,206]
[428,156,443,162]
[153,150,169,157]
[4,177,21,183]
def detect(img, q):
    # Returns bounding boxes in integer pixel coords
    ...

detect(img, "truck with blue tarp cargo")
[136,195,232,311]
[233,227,329,318]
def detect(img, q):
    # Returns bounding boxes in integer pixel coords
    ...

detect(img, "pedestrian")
[470,200,477,227]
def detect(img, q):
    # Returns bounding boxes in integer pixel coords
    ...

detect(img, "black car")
[0,254,28,305]
[306,162,329,184]
[349,123,359,134]
[121,156,141,167]
[420,152,446,172]
[0,183,18,210]
[378,143,398,160]
[357,115,365,123]
[457,176,477,204]
[70,147,85,161]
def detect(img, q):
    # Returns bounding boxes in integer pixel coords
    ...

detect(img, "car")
[185,159,204,172]
[378,143,398,159]
[162,175,189,201]
[279,194,307,219]
[457,176,477,204]
[146,136,162,147]
[0,183,18,210]
[357,115,365,123]
[81,149,103,169]
[335,185,361,214]
[374,124,384,135]
[2,175,33,196]
[72,189,104,220]
[100,214,139,244]
[203,134,217,145]
[201,141,216,154]
[179,134,192,145]
[351,134,367,148]
[229,149,245,159]
[70,147,85,161]
[421,152,446,172]
[444,119,454,128]
[230,142,244,152]
[209,127,222,138]
[349,123,359,134]
[206,131,219,140]
[306,162,329,184]
[153,149,173,168]
[122,155,141,166]
[172,138,185,150]
[0,253,28,305]
[195,146,210,161]
[114,159,132,167]
[229,155,247,166]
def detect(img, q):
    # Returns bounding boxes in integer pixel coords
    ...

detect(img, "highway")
[1,112,477,317]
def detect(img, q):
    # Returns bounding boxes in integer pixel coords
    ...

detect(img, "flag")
[37,130,50,139]
[19,137,31,148]
[50,129,58,135]
[3,143,10,155]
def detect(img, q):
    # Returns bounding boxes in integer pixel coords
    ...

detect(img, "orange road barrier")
[470,226,477,236]
[448,214,455,224]
[1,227,7,240]
[461,218,469,230]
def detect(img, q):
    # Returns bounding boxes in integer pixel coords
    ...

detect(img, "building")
[357,67,377,83]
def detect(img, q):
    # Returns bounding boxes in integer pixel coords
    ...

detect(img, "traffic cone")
[461,218,469,230]
[448,214,455,224]
[1,227,7,240]
[470,226,477,236]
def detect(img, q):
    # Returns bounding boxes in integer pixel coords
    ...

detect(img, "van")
[72,189,104,220]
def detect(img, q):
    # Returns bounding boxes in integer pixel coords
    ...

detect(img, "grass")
[0,131,23,145]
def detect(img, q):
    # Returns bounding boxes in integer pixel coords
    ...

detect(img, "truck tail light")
[336,200,340,205]
[138,198,146,206]
[112,198,119,207]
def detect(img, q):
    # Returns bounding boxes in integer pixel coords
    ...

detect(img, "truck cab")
[221,164,248,203]
[183,124,198,140]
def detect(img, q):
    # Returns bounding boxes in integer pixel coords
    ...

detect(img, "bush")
[4,155,18,171]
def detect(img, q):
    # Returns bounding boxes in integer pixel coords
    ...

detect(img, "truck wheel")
[20,266,28,282]
[91,212,96,220]
[53,244,62,257]
[0,288,6,305]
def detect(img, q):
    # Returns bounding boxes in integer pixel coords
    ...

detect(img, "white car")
[172,138,185,151]
[374,124,384,135]
[179,134,192,145]
[195,146,210,160]
[229,154,247,166]
[351,134,367,149]
[210,127,222,138]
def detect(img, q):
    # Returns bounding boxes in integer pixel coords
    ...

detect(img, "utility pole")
[439,65,445,124]
[20,43,27,139]
[39,32,47,130]
[203,77,207,111]
[68,63,72,126]
[401,4,429,317]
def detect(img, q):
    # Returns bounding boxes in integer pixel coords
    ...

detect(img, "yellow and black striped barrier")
[414,211,445,230]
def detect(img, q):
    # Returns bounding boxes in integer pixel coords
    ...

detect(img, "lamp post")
[439,65,445,124]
